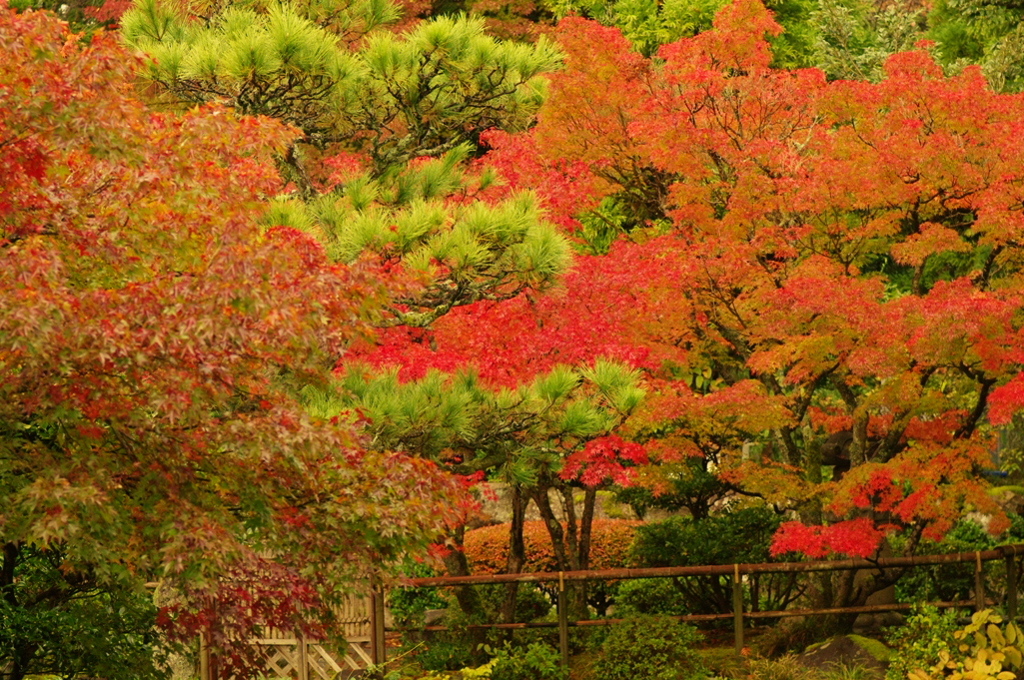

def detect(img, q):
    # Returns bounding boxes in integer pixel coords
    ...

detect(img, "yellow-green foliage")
[908,610,1023,680]
[419,658,499,678]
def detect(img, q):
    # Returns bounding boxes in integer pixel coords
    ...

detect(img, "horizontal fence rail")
[401,545,1024,586]
[388,543,1024,667]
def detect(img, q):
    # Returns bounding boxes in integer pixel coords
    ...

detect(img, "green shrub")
[0,545,171,680]
[413,639,481,672]
[388,563,450,626]
[488,641,567,680]
[629,507,786,615]
[476,583,552,623]
[746,655,811,680]
[894,515,1024,604]
[593,615,708,680]
[614,577,690,616]
[884,604,962,680]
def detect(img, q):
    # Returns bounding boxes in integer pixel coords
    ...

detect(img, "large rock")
[799,635,890,677]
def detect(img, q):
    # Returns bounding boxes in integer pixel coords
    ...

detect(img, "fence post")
[1006,554,1018,620]
[298,632,309,680]
[733,564,744,656]
[975,551,986,612]
[199,634,211,680]
[557,572,569,669]
[370,583,387,666]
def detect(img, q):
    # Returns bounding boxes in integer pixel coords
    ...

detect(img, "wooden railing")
[389,544,1024,667]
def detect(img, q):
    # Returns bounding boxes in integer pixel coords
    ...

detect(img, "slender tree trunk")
[441,525,483,619]
[579,488,597,573]
[1,542,18,607]
[532,487,569,570]
[500,486,528,624]
[561,488,580,571]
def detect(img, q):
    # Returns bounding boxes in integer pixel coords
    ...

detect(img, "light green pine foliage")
[267,146,571,326]
[354,15,560,170]
[123,1,560,171]
[125,0,569,323]
[306,360,644,483]
[123,0,362,134]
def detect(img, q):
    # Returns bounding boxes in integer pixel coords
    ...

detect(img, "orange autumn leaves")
[365,0,1024,559]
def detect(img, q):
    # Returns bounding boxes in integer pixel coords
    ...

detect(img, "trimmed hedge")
[464,519,643,573]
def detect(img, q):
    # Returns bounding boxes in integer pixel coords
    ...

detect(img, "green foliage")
[764,0,816,68]
[746,656,812,680]
[355,15,560,169]
[575,197,633,256]
[631,506,780,567]
[592,615,707,680]
[475,584,552,623]
[0,545,170,680]
[540,0,812,65]
[805,0,1024,91]
[885,604,963,680]
[486,641,567,680]
[894,517,1024,604]
[123,0,362,127]
[388,564,450,626]
[313,176,571,325]
[414,639,482,672]
[322,362,644,487]
[124,2,561,171]
[124,0,571,332]
[628,507,793,617]
[809,0,924,81]
[546,0,726,56]
[927,0,1024,92]
[613,577,692,616]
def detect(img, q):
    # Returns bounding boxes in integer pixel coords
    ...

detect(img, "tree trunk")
[500,486,528,624]
[441,525,484,619]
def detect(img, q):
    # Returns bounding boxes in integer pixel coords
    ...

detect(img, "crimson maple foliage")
[560,435,649,488]
[356,237,690,387]
[0,7,468,676]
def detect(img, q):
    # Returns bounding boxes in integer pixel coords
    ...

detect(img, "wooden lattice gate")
[200,591,375,680]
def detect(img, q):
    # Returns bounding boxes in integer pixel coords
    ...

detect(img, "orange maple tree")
[366,0,1024,618]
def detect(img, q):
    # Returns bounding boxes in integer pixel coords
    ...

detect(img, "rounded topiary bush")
[463,519,642,574]
[593,615,707,680]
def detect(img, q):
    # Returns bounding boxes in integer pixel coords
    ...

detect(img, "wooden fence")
[199,590,378,680]
[394,543,1024,667]
[198,544,1024,678]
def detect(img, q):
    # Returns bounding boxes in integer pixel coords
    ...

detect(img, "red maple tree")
[0,7,469,675]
